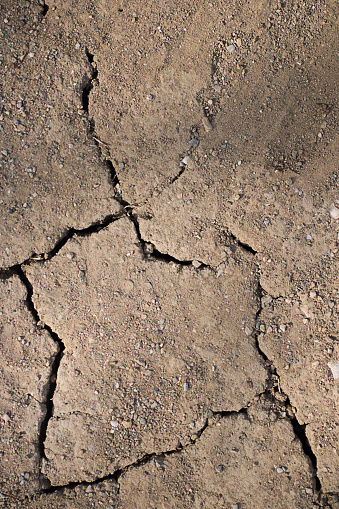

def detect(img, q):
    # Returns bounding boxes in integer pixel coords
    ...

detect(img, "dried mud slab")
[15,399,317,509]
[0,2,121,269]
[0,276,58,503]
[25,217,266,485]
[119,401,315,509]
[137,152,339,296]
[138,172,229,267]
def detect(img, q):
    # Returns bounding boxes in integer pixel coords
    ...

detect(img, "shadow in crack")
[17,268,65,488]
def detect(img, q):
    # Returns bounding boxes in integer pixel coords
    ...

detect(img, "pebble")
[140,418,147,425]
[328,361,339,379]
[2,414,10,424]
[245,326,253,336]
[330,205,339,219]
[66,252,76,260]
[189,138,199,148]
[227,44,235,53]
[309,291,317,299]
[184,382,189,392]
[261,295,273,307]
[215,465,224,473]
[146,94,154,100]
[192,260,202,268]
[182,155,190,165]
[202,116,213,132]
[276,467,284,473]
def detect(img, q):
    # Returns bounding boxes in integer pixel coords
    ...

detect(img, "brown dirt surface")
[0,0,338,508]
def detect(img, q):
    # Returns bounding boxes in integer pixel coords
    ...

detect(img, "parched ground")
[0,0,338,508]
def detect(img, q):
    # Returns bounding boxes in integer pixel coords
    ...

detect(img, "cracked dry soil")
[0,0,338,508]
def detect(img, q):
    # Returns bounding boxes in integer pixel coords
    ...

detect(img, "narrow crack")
[170,166,186,184]
[0,212,125,275]
[15,267,65,489]
[41,407,246,496]
[42,212,125,261]
[290,415,321,493]
[254,278,323,497]
[82,48,123,203]
[236,239,257,255]
[82,49,97,113]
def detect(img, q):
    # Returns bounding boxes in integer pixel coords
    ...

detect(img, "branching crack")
[170,166,186,184]
[14,267,65,489]
[0,40,326,504]
[42,407,247,496]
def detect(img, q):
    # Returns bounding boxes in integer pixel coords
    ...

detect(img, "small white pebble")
[328,361,339,379]
[2,414,10,424]
[202,116,212,132]
[330,205,339,219]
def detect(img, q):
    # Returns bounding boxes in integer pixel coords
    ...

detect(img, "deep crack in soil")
[82,49,123,202]
[16,267,65,489]
[1,12,336,503]
[254,281,323,498]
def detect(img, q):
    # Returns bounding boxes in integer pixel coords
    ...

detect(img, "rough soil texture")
[0,0,338,508]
